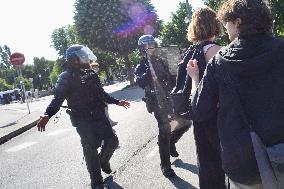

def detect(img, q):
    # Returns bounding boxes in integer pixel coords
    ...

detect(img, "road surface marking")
[45,129,71,136]
[5,142,37,152]
[146,146,159,159]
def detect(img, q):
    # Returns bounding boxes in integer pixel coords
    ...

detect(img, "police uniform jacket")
[45,67,119,119]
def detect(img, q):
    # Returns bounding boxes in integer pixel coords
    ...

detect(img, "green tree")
[0,45,16,88]
[203,0,221,11]
[269,0,284,37]
[0,78,12,91]
[33,57,54,89]
[0,45,11,69]
[160,2,192,48]
[0,68,16,86]
[95,51,117,81]
[15,76,32,91]
[21,65,35,79]
[51,25,79,58]
[50,25,80,83]
[49,59,64,86]
[74,0,162,84]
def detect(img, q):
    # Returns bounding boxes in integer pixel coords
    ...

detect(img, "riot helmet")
[138,35,156,52]
[66,44,97,64]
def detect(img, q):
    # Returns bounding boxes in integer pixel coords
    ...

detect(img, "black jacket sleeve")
[94,73,119,105]
[44,71,70,118]
[190,58,219,122]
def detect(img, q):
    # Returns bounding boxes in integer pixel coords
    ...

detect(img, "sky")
[0,0,204,64]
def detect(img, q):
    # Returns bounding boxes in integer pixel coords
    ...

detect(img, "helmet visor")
[75,46,97,64]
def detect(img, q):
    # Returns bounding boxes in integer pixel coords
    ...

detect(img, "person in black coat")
[172,7,226,189]
[187,0,284,188]
[37,45,130,189]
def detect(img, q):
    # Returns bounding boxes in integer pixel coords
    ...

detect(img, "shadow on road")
[109,85,143,102]
[169,175,198,189]
[172,159,199,175]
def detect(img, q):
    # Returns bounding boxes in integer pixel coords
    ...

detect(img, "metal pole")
[19,68,30,114]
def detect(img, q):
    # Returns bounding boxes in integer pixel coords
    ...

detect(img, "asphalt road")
[0,84,199,189]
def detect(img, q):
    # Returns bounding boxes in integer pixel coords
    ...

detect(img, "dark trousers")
[74,116,119,188]
[154,112,190,167]
[194,119,226,189]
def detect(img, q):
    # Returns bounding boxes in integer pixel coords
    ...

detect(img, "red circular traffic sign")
[10,52,25,66]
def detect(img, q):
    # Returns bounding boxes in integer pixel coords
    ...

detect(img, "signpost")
[10,52,30,114]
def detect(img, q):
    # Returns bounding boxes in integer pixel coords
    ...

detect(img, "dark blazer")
[190,36,284,184]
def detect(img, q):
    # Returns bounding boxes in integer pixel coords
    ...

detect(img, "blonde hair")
[187,7,222,43]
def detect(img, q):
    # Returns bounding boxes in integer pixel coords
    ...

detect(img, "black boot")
[99,153,112,174]
[170,143,179,157]
[160,164,176,178]
[92,183,109,189]
[170,124,190,157]
[158,134,176,178]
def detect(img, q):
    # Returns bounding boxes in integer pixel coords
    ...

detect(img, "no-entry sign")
[10,52,25,66]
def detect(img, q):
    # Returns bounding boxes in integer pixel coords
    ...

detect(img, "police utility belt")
[65,107,104,118]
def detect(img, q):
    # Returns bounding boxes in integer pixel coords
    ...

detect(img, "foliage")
[95,51,117,74]
[15,76,32,91]
[269,0,284,37]
[21,65,35,79]
[74,0,162,84]
[203,0,221,11]
[0,68,16,85]
[0,45,11,69]
[0,78,12,91]
[128,49,140,66]
[160,2,192,48]
[50,25,77,85]
[51,25,79,58]
[32,57,55,89]
[74,0,162,56]
[50,58,65,85]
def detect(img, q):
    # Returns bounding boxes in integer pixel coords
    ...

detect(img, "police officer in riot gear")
[135,35,190,178]
[37,44,130,189]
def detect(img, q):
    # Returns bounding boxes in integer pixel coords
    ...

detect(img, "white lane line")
[146,146,159,159]
[45,129,71,136]
[5,142,37,152]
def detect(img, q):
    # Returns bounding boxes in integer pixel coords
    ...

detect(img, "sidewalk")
[0,81,131,145]
[0,111,41,145]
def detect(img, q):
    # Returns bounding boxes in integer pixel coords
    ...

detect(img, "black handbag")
[171,92,190,115]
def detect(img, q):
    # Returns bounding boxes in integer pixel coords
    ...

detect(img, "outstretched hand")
[118,100,130,109]
[186,59,199,82]
[37,115,49,132]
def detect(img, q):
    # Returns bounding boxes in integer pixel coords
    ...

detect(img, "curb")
[0,118,40,145]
